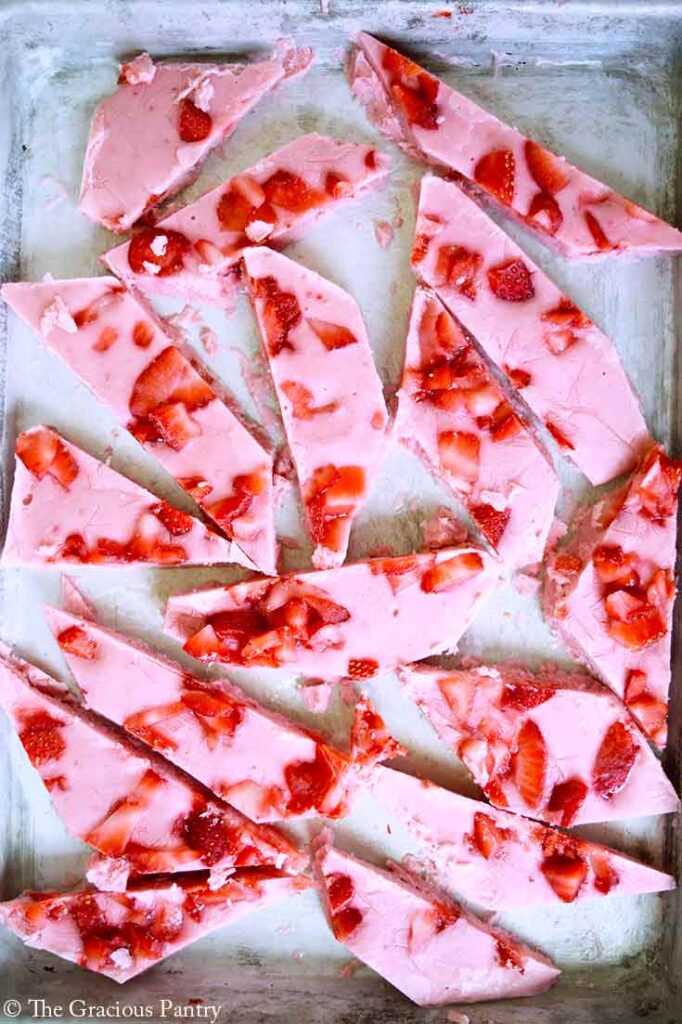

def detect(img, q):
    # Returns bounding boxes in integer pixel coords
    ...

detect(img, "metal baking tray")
[0,1,680,1021]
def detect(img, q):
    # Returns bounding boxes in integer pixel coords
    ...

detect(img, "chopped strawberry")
[178,98,213,142]
[501,683,555,711]
[470,503,511,549]
[332,905,364,940]
[435,245,483,300]
[584,210,615,252]
[347,658,379,680]
[604,588,646,622]
[149,401,202,451]
[324,172,353,198]
[19,710,66,767]
[503,365,532,389]
[327,873,354,911]
[179,804,238,866]
[512,719,547,809]
[59,533,89,562]
[132,320,155,348]
[624,670,667,746]
[184,624,222,661]
[369,555,421,595]
[349,698,403,764]
[178,477,213,503]
[411,233,431,265]
[130,346,213,418]
[524,140,569,194]
[261,169,324,213]
[495,937,526,973]
[541,851,587,903]
[151,501,195,536]
[591,851,620,895]
[607,605,666,651]
[637,448,682,521]
[364,149,378,170]
[305,465,365,553]
[307,318,358,351]
[480,400,523,443]
[470,811,509,859]
[17,428,79,488]
[93,326,119,352]
[487,258,534,302]
[251,276,302,356]
[284,747,337,815]
[647,568,675,612]
[527,192,563,236]
[57,625,98,660]
[123,703,182,753]
[593,721,639,799]
[592,544,639,587]
[547,777,588,827]
[217,187,256,232]
[545,418,575,451]
[474,149,515,205]
[181,688,245,745]
[128,228,191,276]
[553,552,583,577]
[86,769,164,857]
[420,551,484,593]
[280,381,338,420]
[541,299,590,330]
[437,430,480,482]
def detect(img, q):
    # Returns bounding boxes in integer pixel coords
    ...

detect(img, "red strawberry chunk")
[547,777,588,827]
[59,533,89,562]
[487,258,534,302]
[251,276,302,356]
[545,418,575,451]
[151,501,195,536]
[541,851,587,903]
[149,401,202,451]
[184,624,222,661]
[17,428,79,489]
[527,192,563,236]
[592,544,639,587]
[130,346,213,419]
[512,719,547,809]
[19,710,66,766]
[420,551,484,593]
[307,318,358,351]
[470,503,511,549]
[584,210,615,252]
[501,683,555,711]
[280,381,338,419]
[178,98,213,142]
[93,326,119,352]
[437,430,480,482]
[332,905,364,940]
[327,873,354,911]
[470,811,510,859]
[495,938,526,973]
[411,232,431,265]
[524,140,569,194]
[487,401,523,443]
[261,169,325,213]
[474,149,515,205]
[503,365,532,389]
[593,721,639,799]
[132,320,155,348]
[324,171,353,198]
[435,245,483,300]
[217,187,256,232]
[591,851,620,895]
[636,448,682,521]
[607,605,667,651]
[284,746,337,815]
[179,803,238,867]
[347,658,379,680]
[57,625,98,660]
[128,228,191,277]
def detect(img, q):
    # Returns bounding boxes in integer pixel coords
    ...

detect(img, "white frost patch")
[39,295,77,335]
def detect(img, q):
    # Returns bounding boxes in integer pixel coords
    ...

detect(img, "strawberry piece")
[527,192,563,236]
[501,683,555,711]
[93,326,119,352]
[607,605,667,651]
[624,670,668,745]
[325,171,353,198]
[476,400,522,443]
[647,568,675,612]
[151,501,195,536]
[541,299,590,330]
[369,555,421,595]
[604,588,646,622]
[178,477,213,503]
[217,187,257,232]
[285,747,337,815]
[470,811,510,859]
[593,721,639,799]
[149,401,202,451]
[350,698,403,764]
[57,625,98,660]
[59,533,89,562]
[132,320,155,348]
[637,448,682,521]
[547,777,588,827]
[181,689,245,747]
[327,873,354,911]
[364,149,378,169]
[545,418,575,451]
[584,211,615,252]
[553,552,583,577]
[470,503,511,548]
[591,851,620,895]
[16,428,79,488]
[474,149,515,205]
[435,245,483,300]
[178,98,213,142]
[261,170,325,213]
[86,769,163,857]
[592,544,639,587]
[307,318,358,351]
[503,365,532,389]
[411,232,431,265]
[437,430,480,482]
[512,719,547,809]
[252,276,302,356]
[206,471,266,536]
[130,346,213,419]
[487,258,534,302]
[332,905,364,940]
[179,804,238,866]
[305,465,366,553]
[127,228,191,276]
[347,658,379,680]
[280,381,338,420]
[19,710,66,767]
[541,851,587,903]
[524,140,569,194]
[420,551,484,593]
[123,703,183,753]
[184,624,222,661]
[495,938,526,973]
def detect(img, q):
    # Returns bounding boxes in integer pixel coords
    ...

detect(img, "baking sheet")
[0,1,680,1021]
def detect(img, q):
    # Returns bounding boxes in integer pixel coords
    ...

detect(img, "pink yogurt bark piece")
[544,445,681,749]
[3,426,239,568]
[396,288,558,568]
[164,546,501,679]
[349,33,682,258]
[104,134,391,305]
[46,605,402,823]
[412,176,650,486]
[0,646,306,883]
[400,662,679,826]
[1,277,276,574]
[79,46,313,233]
[243,246,388,568]
[314,838,559,1005]
[371,765,674,910]
[0,870,310,982]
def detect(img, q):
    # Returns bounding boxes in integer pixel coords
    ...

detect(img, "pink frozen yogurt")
[0,870,311,983]
[79,46,313,232]
[371,765,675,909]
[396,287,558,568]
[0,646,306,884]
[412,176,650,486]
[1,278,276,574]
[3,426,239,567]
[544,445,681,748]
[46,605,403,823]
[349,33,682,258]
[243,246,388,568]
[104,134,391,305]
[400,662,679,826]
[314,837,559,1006]
[164,546,501,678]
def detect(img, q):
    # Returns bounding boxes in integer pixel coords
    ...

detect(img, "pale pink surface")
[0,646,306,879]
[396,288,558,568]
[45,606,360,823]
[314,841,559,1006]
[350,33,682,258]
[544,445,680,748]
[0,871,310,983]
[371,765,675,910]
[400,662,679,825]
[412,177,650,486]
[1,278,276,574]
[104,134,390,304]
[244,246,388,568]
[79,48,312,232]
[3,427,236,567]
[164,546,501,679]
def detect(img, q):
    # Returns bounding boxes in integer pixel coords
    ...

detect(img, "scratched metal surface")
[0,1,680,1021]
